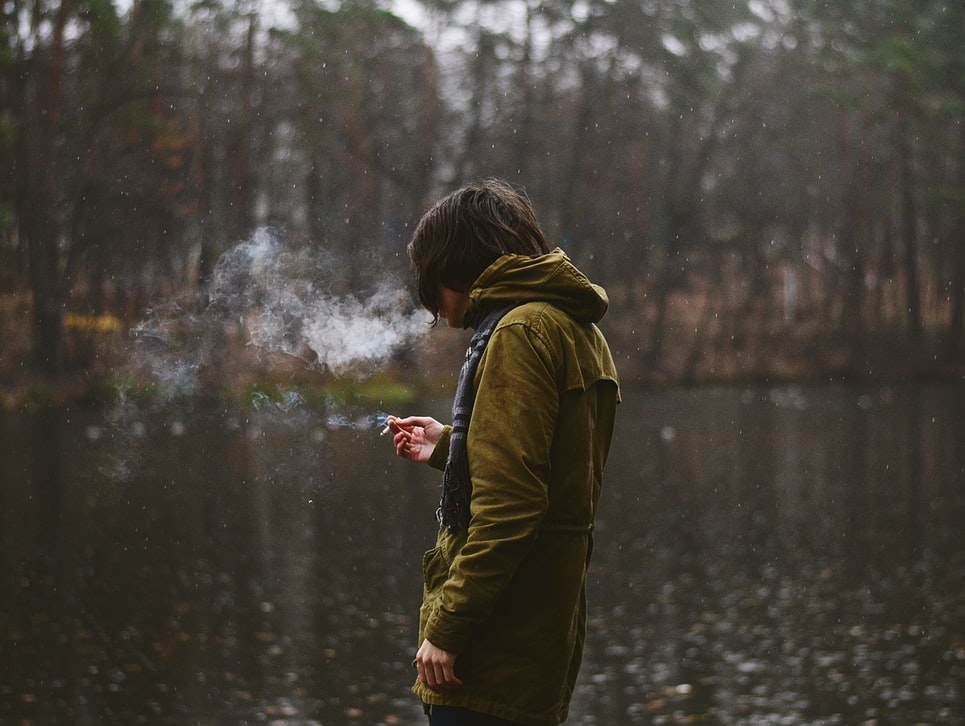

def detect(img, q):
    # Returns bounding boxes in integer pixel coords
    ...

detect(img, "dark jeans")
[428,705,523,726]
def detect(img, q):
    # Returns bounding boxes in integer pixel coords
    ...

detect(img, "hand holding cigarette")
[384,415,445,464]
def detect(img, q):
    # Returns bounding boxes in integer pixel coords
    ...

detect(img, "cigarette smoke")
[130,228,428,396]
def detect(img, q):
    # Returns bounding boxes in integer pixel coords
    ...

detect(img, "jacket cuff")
[427,425,452,471]
[424,606,471,654]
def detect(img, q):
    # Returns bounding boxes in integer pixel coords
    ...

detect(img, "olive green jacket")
[414,249,620,725]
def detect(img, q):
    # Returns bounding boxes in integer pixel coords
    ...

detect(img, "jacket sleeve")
[423,319,559,653]
[427,425,452,472]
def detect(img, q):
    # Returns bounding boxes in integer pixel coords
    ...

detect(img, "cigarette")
[380,415,397,436]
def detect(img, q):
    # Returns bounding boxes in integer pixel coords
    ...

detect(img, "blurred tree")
[1,0,961,385]
[792,0,963,350]
[4,0,190,373]
[592,0,770,368]
[879,1,927,340]
[181,0,266,282]
[921,0,965,355]
[0,0,17,289]
[269,0,438,292]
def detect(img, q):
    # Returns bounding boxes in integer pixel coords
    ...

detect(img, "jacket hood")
[466,248,609,328]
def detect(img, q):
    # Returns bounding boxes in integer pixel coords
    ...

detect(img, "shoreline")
[3,355,962,413]
[3,295,963,411]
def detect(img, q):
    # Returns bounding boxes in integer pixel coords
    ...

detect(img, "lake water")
[1,383,963,725]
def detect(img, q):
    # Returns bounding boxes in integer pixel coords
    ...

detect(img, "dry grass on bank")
[1,288,962,411]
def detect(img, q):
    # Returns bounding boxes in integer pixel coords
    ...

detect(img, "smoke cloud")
[130,228,427,396]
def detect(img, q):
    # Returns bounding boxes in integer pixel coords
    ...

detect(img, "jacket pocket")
[421,546,449,595]
[419,546,449,637]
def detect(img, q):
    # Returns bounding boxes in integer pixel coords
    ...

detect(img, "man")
[388,179,619,725]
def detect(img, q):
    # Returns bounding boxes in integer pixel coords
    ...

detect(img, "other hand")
[414,638,462,692]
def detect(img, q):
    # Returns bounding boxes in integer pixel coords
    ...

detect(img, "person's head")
[408,178,550,324]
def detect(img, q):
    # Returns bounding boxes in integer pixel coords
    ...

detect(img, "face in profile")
[438,286,470,328]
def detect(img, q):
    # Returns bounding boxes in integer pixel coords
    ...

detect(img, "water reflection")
[574,384,965,725]
[1,384,963,725]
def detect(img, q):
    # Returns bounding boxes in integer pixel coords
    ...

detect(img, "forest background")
[1,0,963,406]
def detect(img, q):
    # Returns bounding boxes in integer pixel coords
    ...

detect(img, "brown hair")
[408,178,550,322]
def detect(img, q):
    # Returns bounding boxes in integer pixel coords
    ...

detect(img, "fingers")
[391,426,427,462]
[394,415,438,431]
[387,415,426,435]
[386,417,416,458]
[387,416,413,438]
[394,430,413,458]
[415,661,462,692]
[440,662,463,690]
[414,640,462,693]
[387,416,439,464]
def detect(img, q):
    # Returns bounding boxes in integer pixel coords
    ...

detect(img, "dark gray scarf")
[438,304,516,533]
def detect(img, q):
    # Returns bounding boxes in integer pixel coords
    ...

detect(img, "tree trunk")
[947,121,965,356]
[16,0,71,376]
[894,78,922,340]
